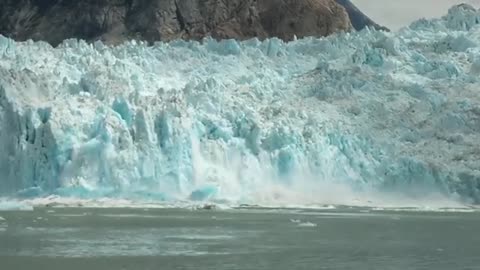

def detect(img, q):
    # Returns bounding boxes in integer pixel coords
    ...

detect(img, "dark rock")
[0,0,356,46]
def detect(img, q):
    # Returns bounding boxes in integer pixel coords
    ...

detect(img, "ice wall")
[0,5,479,205]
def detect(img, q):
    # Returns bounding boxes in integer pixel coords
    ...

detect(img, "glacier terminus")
[1,4,480,207]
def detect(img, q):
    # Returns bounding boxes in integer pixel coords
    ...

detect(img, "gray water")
[0,207,479,270]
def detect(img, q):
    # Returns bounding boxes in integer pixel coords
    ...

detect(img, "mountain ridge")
[0,0,384,46]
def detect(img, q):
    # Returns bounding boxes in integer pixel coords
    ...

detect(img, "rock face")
[0,0,356,46]
[335,0,389,31]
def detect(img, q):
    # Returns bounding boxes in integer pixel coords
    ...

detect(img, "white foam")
[0,200,34,211]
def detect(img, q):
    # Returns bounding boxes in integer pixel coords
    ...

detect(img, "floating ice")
[0,5,480,206]
[297,222,318,228]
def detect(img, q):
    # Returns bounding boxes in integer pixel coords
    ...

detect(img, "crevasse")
[0,5,479,206]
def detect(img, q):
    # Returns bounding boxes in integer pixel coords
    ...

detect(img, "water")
[1,207,479,270]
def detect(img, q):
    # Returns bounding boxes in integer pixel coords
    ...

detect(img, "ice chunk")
[298,222,317,228]
[189,185,219,201]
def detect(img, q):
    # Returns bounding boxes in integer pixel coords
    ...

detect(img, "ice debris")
[297,222,317,228]
[0,5,480,205]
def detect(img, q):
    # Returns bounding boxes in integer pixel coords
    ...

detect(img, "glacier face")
[0,5,480,206]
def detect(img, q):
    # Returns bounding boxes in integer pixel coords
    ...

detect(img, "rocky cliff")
[335,0,389,31]
[0,0,384,46]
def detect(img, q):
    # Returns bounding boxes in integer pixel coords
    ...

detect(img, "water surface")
[1,207,479,270]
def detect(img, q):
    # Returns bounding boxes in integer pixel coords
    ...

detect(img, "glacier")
[0,4,480,206]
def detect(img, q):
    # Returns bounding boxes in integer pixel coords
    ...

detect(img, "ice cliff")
[0,5,479,206]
